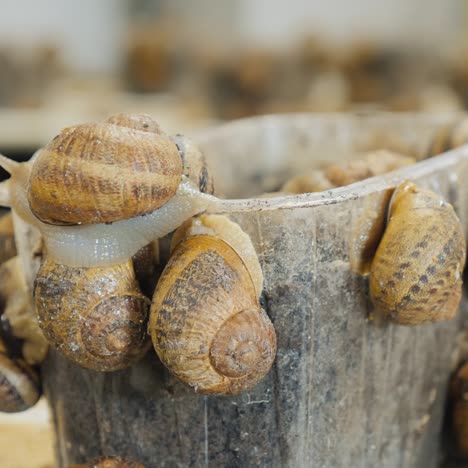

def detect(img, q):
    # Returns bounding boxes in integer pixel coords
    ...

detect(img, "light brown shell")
[426,117,468,158]
[369,181,466,325]
[149,232,276,395]
[0,338,41,412]
[450,362,468,458]
[28,113,183,225]
[67,456,145,468]
[34,259,150,371]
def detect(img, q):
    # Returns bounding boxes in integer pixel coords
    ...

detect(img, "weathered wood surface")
[42,113,468,468]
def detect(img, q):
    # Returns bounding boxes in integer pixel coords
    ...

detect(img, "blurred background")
[1,1,468,466]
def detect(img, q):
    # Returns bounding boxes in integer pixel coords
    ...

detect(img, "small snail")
[34,258,150,371]
[450,362,468,458]
[0,211,16,263]
[426,117,468,158]
[67,456,145,468]
[149,214,276,395]
[0,337,41,412]
[369,181,466,325]
[282,150,415,194]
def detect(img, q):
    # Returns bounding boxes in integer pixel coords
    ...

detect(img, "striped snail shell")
[28,113,183,225]
[0,337,41,412]
[34,259,150,371]
[369,181,466,325]
[149,214,276,395]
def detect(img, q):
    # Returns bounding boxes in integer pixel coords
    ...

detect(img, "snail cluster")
[281,145,466,326]
[0,113,276,396]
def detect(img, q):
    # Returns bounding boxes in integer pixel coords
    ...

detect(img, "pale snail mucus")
[149,214,277,395]
[369,181,466,325]
[0,336,41,412]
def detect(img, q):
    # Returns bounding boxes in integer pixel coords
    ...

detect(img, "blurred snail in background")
[426,117,468,158]
[369,181,465,325]
[149,214,276,395]
[0,336,41,412]
[282,149,415,194]
[67,456,145,468]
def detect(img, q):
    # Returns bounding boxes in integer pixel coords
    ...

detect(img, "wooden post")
[42,114,468,467]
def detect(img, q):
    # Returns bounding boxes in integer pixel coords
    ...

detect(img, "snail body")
[369,181,465,325]
[150,215,276,395]
[0,337,41,412]
[34,259,150,371]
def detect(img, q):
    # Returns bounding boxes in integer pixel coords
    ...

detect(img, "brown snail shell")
[0,337,41,412]
[28,113,183,225]
[426,118,468,158]
[34,259,150,371]
[149,216,276,395]
[450,362,468,458]
[67,456,145,468]
[369,181,466,325]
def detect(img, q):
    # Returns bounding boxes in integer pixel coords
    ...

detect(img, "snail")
[0,336,41,412]
[369,181,466,325]
[0,113,248,268]
[0,256,48,365]
[282,150,415,194]
[34,258,150,371]
[450,362,468,458]
[426,117,468,158]
[149,214,276,395]
[0,211,17,263]
[67,456,145,468]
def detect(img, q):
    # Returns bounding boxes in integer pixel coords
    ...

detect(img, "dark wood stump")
[43,113,468,468]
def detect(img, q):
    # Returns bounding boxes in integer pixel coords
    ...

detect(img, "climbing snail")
[149,214,276,395]
[0,113,253,371]
[34,258,150,371]
[0,336,41,412]
[369,181,466,325]
[67,456,145,468]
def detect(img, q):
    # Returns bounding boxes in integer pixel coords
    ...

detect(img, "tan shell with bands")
[369,181,466,325]
[0,338,41,412]
[34,259,150,371]
[149,232,276,395]
[28,113,183,225]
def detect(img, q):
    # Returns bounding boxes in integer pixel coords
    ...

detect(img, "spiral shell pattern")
[34,259,150,371]
[149,234,276,394]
